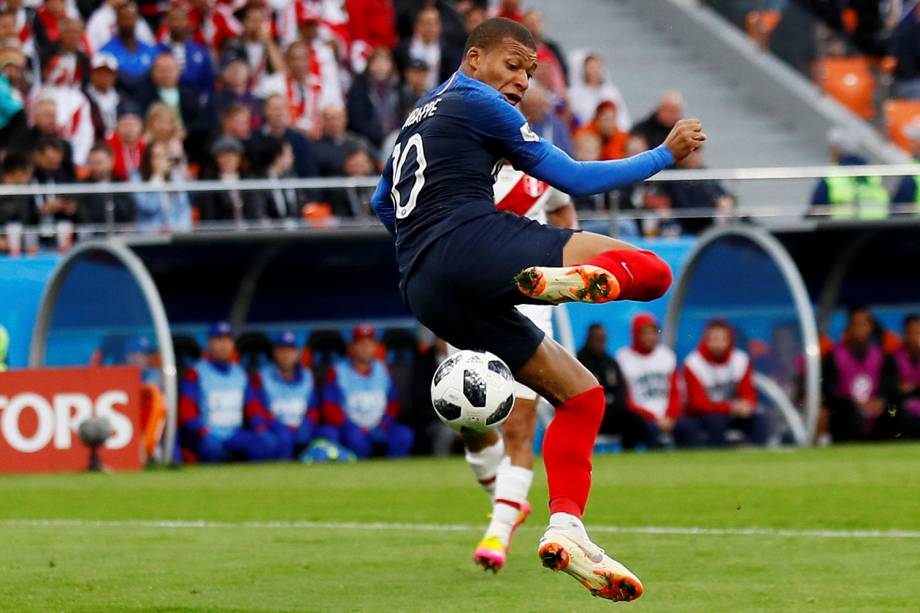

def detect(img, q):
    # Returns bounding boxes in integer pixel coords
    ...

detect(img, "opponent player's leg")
[471,393,537,572]
[515,337,644,602]
[516,231,671,305]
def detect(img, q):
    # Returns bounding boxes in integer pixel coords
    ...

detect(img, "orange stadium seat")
[814,57,876,119]
[884,99,920,153]
[745,11,782,48]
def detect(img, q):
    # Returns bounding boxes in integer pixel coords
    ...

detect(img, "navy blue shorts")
[403,211,575,372]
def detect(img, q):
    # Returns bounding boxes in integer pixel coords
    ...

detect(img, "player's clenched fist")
[663,119,706,161]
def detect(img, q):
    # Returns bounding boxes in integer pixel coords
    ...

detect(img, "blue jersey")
[372,71,676,277]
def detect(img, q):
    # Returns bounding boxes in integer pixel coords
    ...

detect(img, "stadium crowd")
[116,304,920,464]
[0,0,753,256]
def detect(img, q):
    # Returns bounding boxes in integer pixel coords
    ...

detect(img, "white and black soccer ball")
[430,349,515,433]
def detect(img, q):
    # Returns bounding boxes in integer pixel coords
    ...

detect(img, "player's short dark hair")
[1,150,32,176]
[905,314,920,329]
[464,17,536,54]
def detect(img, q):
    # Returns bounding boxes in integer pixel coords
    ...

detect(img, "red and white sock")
[582,249,672,302]
[464,437,504,500]
[485,457,533,546]
[542,386,605,517]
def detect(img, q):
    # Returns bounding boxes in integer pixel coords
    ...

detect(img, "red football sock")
[542,386,605,517]
[582,249,672,301]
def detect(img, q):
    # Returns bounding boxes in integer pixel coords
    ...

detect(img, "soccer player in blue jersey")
[372,18,704,602]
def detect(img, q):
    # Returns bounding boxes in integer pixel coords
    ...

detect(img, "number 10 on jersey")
[391,134,428,220]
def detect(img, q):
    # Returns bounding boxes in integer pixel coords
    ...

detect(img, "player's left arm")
[478,94,703,197]
[371,156,396,237]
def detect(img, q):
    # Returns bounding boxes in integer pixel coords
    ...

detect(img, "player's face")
[704,327,731,359]
[351,338,376,363]
[638,325,658,353]
[273,346,299,371]
[469,39,537,106]
[847,311,873,345]
[209,336,235,363]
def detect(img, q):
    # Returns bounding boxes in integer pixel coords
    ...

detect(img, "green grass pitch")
[1,444,919,612]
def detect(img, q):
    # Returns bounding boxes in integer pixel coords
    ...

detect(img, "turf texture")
[1,443,919,612]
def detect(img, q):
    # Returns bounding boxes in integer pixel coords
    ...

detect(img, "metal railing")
[2,163,918,254]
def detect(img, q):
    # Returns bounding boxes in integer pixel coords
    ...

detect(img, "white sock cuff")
[464,438,505,477]
[494,464,533,504]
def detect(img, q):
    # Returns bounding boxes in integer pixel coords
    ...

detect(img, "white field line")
[0,518,918,540]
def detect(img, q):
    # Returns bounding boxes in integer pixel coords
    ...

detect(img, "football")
[430,350,516,433]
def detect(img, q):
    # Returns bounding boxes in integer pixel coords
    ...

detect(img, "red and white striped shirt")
[493,165,569,224]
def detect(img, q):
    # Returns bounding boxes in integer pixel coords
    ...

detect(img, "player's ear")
[466,47,481,72]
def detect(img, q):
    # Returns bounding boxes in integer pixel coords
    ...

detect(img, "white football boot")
[537,518,643,602]
[515,264,621,304]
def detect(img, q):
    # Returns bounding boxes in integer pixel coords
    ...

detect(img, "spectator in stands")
[891,4,920,99]
[892,314,920,438]
[811,128,889,219]
[656,146,736,234]
[256,93,320,180]
[223,2,285,90]
[400,57,431,110]
[394,6,462,90]
[79,142,136,226]
[84,53,120,140]
[213,51,260,128]
[196,136,268,223]
[630,92,683,151]
[245,330,320,460]
[140,53,214,169]
[248,137,303,220]
[891,123,920,206]
[344,0,398,71]
[25,98,72,170]
[132,139,191,232]
[313,103,373,176]
[0,152,35,245]
[86,0,155,56]
[463,4,487,35]
[616,314,694,449]
[30,83,95,167]
[0,46,27,151]
[317,324,414,459]
[520,82,572,155]
[100,3,156,99]
[154,6,214,95]
[574,100,628,161]
[493,0,523,22]
[32,135,79,226]
[32,0,68,64]
[107,101,144,180]
[179,321,276,463]
[569,51,631,131]
[683,319,768,447]
[323,145,377,217]
[143,101,188,179]
[41,17,89,88]
[396,0,467,52]
[821,306,898,442]
[185,0,241,53]
[255,40,342,140]
[576,323,647,449]
[347,48,406,150]
[521,10,568,98]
